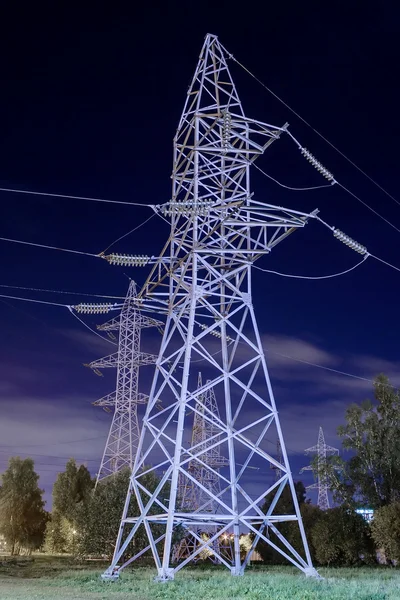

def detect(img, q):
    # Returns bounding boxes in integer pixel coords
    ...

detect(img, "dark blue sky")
[0,3,399,507]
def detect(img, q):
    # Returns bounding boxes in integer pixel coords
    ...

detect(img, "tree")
[311,507,375,566]
[52,458,93,520]
[75,467,166,559]
[319,375,400,509]
[256,481,309,564]
[371,503,400,564]
[0,457,48,555]
[45,459,93,553]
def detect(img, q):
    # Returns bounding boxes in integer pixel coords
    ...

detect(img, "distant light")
[355,508,374,522]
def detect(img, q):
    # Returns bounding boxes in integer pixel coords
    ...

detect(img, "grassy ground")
[1,555,400,600]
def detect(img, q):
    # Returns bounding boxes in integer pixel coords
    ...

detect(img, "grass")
[1,556,400,599]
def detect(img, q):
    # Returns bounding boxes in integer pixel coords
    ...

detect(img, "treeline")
[258,374,400,566]
[0,458,162,558]
[1,374,400,566]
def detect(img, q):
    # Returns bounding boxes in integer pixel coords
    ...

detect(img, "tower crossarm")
[87,351,158,370]
[305,483,319,490]
[94,391,149,407]
[325,444,340,455]
[300,465,313,474]
[97,313,163,332]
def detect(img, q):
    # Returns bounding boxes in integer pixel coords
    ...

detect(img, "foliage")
[0,457,48,555]
[43,513,78,555]
[311,507,375,566]
[52,458,93,521]
[371,502,400,564]
[75,467,166,559]
[45,459,93,554]
[319,375,400,508]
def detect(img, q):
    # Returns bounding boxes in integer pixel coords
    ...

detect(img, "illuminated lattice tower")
[301,427,339,510]
[103,33,319,581]
[87,281,161,484]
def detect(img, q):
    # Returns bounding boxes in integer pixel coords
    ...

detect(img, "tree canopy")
[44,458,93,554]
[0,457,48,555]
[319,375,400,509]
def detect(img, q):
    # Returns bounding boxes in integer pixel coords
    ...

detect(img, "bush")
[371,502,400,564]
[311,507,375,566]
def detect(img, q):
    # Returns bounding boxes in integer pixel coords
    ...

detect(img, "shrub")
[311,507,375,566]
[371,502,400,564]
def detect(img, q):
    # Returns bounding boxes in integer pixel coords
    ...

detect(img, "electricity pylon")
[102,33,320,582]
[301,427,339,510]
[87,281,162,485]
[172,373,229,563]
[270,439,283,481]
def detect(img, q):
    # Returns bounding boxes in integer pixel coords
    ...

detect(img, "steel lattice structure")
[87,281,162,484]
[301,427,339,510]
[102,33,320,581]
[271,439,283,482]
[172,373,230,563]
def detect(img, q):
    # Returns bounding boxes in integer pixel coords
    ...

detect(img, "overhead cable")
[0,283,124,300]
[100,212,157,254]
[0,293,67,308]
[68,307,117,346]
[285,131,400,235]
[253,255,369,280]
[0,235,99,257]
[0,186,153,208]
[251,161,334,192]
[264,347,381,386]
[226,50,400,209]
[0,434,107,448]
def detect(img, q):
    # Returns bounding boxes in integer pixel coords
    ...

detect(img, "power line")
[0,283,124,300]
[0,235,99,257]
[265,347,377,386]
[336,181,400,235]
[371,253,400,274]
[252,161,334,192]
[253,255,368,280]
[0,186,153,208]
[283,129,400,236]
[226,50,400,209]
[68,307,117,346]
[0,450,99,462]
[0,293,67,308]
[0,434,106,448]
[100,212,157,254]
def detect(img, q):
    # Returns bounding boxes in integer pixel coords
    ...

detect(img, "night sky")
[0,3,399,508]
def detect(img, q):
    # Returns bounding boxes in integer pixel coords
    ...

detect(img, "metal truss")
[103,33,320,581]
[87,281,162,485]
[301,427,339,510]
[172,373,231,564]
[270,439,283,482]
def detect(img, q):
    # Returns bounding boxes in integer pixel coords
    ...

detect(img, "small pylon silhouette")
[300,427,339,510]
[87,281,162,485]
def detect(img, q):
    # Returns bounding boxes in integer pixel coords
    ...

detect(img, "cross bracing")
[102,33,319,582]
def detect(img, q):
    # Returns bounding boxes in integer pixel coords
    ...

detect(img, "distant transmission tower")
[86,281,161,485]
[102,33,320,581]
[301,427,339,510]
[172,373,229,563]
